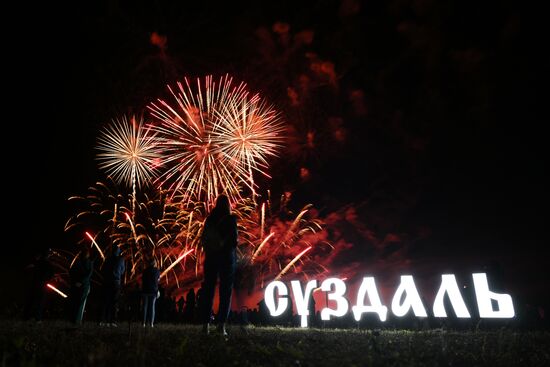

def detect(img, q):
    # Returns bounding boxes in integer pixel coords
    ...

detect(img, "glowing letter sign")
[264,281,289,317]
[320,278,349,321]
[472,273,515,318]
[264,273,514,328]
[391,275,428,317]
[352,277,388,322]
[433,274,470,318]
[291,280,318,327]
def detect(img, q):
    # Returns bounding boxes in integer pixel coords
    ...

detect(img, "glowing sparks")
[64,179,328,295]
[233,194,328,289]
[96,115,160,189]
[46,283,68,298]
[251,232,275,263]
[124,213,138,244]
[148,75,244,207]
[60,75,336,299]
[275,246,312,280]
[85,232,105,260]
[160,249,194,278]
[260,202,265,239]
[63,180,207,286]
[214,94,285,194]
[148,75,283,207]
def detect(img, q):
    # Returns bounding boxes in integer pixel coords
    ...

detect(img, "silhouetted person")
[257,298,269,326]
[124,283,142,323]
[168,293,177,321]
[141,258,160,327]
[199,195,238,336]
[250,308,259,324]
[308,294,317,327]
[24,248,55,321]
[184,288,196,323]
[284,294,294,326]
[69,247,94,325]
[177,296,185,315]
[100,246,125,326]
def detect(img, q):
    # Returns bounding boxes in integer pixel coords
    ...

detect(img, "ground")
[1,321,549,366]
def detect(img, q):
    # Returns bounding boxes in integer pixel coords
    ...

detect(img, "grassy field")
[1,320,549,367]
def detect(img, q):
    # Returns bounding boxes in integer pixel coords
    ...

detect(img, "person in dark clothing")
[141,259,160,327]
[283,294,294,326]
[183,288,196,323]
[257,298,269,326]
[100,246,125,326]
[69,247,94,325]
[308,294,317,327]
[177,295,185,317]
[24,248,55,321]
[199,194,238,336]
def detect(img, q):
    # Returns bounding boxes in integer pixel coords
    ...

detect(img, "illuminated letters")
[352,277,388,321]
[291,279,318,327]
[320,278,349,320]
[472,273,515,318]
[391,275,428,317]
[265,281,289,317]
[433,274,471,318]
[263,272,514,327]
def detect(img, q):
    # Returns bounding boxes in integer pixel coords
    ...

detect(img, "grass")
[1,320,549,367]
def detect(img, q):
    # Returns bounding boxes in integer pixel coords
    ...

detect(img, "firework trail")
[47,283,68,298]
[148,75,284,208]
[160,249,194,278]
[275,246,312,280]
[85,231,105,260]
[96,115,161,215]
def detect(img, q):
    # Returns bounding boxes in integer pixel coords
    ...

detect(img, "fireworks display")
[19,4,541,346]
[213,93,285,198]
[96,115,160,190]
[65,179,200,285]
[233,194,330,289]
[60,74,333,303]
[148,75,284,208]
[64,178,330,296]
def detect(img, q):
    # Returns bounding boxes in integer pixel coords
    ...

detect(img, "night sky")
[4,1,546,312]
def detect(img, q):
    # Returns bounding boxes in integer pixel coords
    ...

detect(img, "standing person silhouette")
[183,288,196,323]
[69,247,94,325]
[200,194,238,336]
[141,258,160,327]
[24,248,55,322]
[100,246,125,327]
